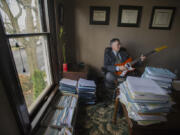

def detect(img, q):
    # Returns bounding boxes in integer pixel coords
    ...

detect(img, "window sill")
[30,85,58,129]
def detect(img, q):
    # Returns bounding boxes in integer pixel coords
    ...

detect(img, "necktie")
[115,53,121,64]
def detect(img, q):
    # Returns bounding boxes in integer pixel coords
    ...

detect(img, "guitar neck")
[130,50,156,65]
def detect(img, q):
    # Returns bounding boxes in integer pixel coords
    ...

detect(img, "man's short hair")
[110,38,120,46]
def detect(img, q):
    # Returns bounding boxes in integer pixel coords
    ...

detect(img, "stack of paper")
[59,78,77,94]
[57,95,77,108]
[77,78,96,104]
[59,127,72,135]
[119,76,173,126]
[48,95,78,129]
[50,107,75,128]
[141,67,176,92]
[44,127,72,135]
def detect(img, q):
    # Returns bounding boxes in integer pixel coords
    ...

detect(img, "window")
[0,0,55,112]
[9,36,52,109]
[0,0,44,34]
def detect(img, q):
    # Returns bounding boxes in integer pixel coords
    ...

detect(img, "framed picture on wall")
[149,6,176,30]
[58,4,64,25]
[90,6,110,25]
[118,5,142,27]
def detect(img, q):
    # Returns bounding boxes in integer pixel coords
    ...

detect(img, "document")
[126,76,167,96]
[60,78,77,87]
[78,78,96,87]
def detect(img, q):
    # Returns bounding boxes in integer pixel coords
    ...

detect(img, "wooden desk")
[113,90,180,135]
[62,65,88,80]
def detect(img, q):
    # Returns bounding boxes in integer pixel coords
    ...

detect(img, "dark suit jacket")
[104,47,129,73]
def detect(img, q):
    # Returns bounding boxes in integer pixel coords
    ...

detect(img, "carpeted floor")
[75,82,129,135]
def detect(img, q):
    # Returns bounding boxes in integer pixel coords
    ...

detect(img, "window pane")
[9,36,52,109]
[0,0,45,34]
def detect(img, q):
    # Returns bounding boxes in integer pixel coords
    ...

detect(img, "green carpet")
[75,86,129,135]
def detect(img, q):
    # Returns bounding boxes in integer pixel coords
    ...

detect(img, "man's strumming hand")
[140,54,146,62]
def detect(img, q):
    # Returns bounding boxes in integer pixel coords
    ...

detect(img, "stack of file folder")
[41,94,78,133]
[119,76,173,126]
[51,107,75,128]
[44,127,72,135]
[77,78,96,104]
[59,78,77,94]
[46,95,78,129]
[56,95,77,108]
[141,67,176,92]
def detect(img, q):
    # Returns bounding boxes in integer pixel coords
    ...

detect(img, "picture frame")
[58,4,64,25]
[149,6,176,30]
[118,5,142,27]
[90,6,110,25]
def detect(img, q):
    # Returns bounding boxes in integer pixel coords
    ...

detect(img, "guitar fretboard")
[130,50,156,65]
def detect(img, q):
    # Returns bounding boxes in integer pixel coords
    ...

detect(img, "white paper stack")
[119,76,173,126]
[126,76,169,102]
[141,67,176,92]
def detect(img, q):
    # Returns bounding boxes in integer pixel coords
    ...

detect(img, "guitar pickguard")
[120,63,135,77]
[115,58,133,77]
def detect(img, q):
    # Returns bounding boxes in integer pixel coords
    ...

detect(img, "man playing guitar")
[104,38,146,88]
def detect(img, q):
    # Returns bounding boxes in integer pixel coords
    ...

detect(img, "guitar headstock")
[155,45,168,52]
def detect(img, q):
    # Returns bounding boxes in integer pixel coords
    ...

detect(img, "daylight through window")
[0,0,52,110]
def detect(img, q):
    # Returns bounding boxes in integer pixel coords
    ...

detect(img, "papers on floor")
[44,127,72,135]
[49,95,77,128]
[59,127,72,135]
[59,78,77,94]
[78,78,96,88]
[119,76,173,126]
[77,78,96,104]
[56,95,78,108]
[51,107,75,127]
[141,67,176,93]
[41,94,78,132]
[59,78,97,104]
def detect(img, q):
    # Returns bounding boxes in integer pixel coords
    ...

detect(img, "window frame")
[0,0,59,133]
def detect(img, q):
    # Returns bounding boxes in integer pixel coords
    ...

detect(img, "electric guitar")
[115,45,168,77]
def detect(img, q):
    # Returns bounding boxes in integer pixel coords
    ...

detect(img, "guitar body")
[115,58,133,76]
